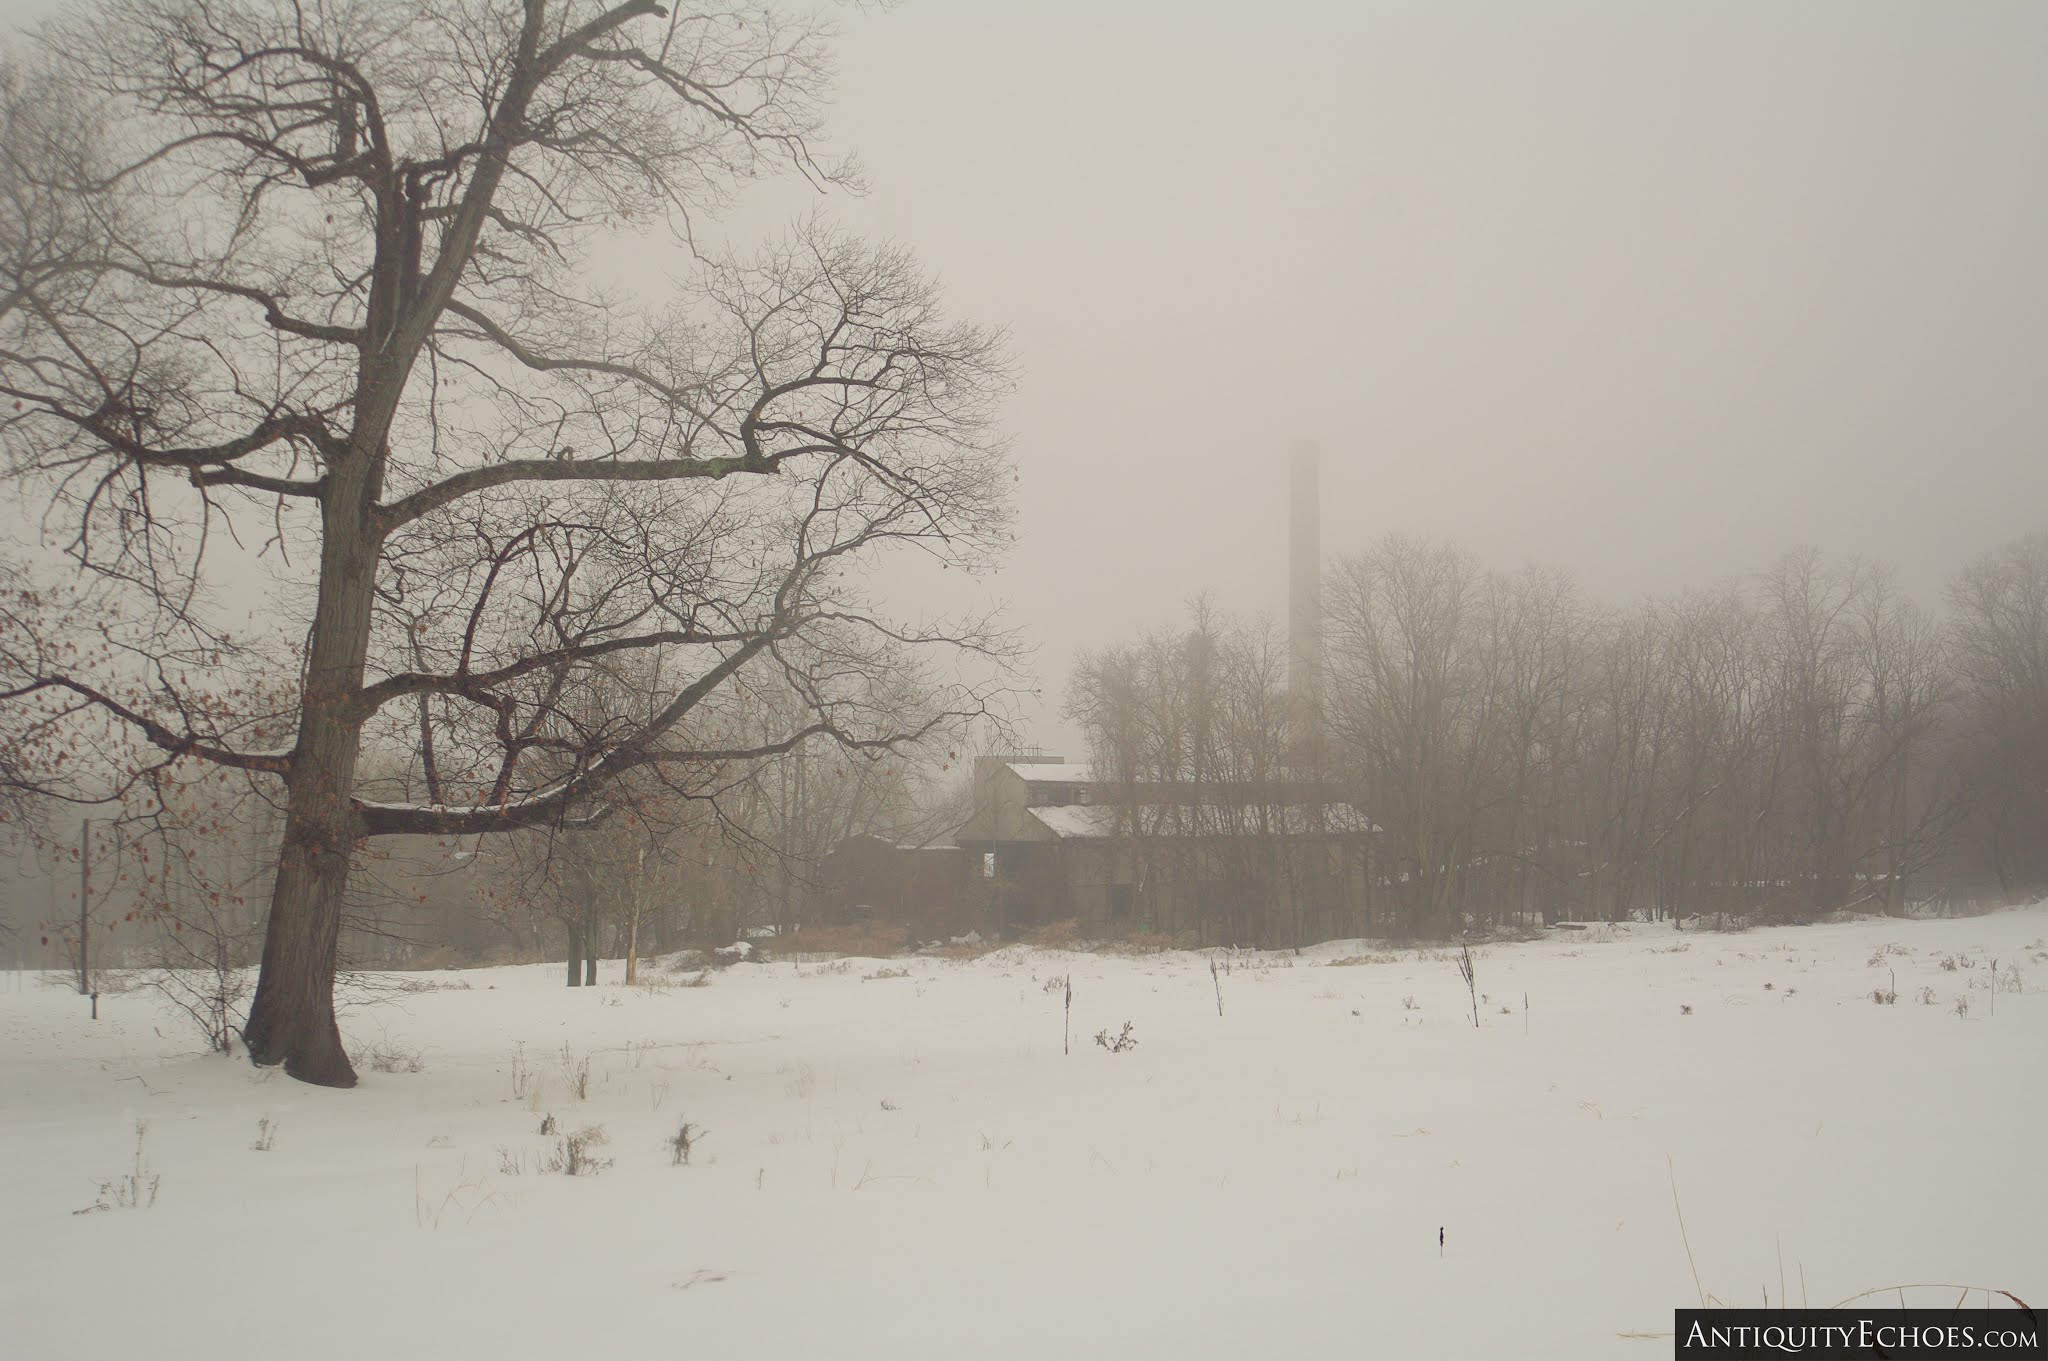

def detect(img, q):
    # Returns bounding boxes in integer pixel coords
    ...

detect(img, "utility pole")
[78,817,89,993]
[79,816,95,1016]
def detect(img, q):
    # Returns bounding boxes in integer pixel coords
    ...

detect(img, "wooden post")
[1062,974,1072,1056]
[78,817,90,999]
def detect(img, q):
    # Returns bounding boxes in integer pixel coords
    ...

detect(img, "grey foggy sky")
[9,0,2048,757]
[759,0,2048,750]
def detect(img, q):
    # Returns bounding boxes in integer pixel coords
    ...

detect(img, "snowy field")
[3,906,2044,1360]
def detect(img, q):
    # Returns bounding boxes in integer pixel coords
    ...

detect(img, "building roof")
[1029,801,1375,839]
[1006,762,1094,783]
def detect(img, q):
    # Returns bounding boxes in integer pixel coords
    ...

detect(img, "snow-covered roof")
[1030,802,1375,839]
[1006,762,1093,783]
[1027,804,1113,837]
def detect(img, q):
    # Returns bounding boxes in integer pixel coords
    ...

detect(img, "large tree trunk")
[243,798,357,1086]
[242,451,381,1088]
[243,688,369,1085]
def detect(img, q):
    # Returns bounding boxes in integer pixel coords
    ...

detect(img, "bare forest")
[1069,533,2048,941]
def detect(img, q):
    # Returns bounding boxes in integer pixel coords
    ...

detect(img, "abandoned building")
[954,755,1373,946]
[813,754,1375,948]
[812,451,1372,948]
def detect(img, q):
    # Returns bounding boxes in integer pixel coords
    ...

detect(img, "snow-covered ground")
[3,907,2044,1359]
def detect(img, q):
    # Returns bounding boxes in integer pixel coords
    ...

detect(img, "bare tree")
[0,0,1015,1085]
[1326,537,1504,937]
[137,766,281,1051]
[1849,566,1955,915]
[1067,640,1154,926]
[1068,600,1338,945]
[1755,549,1867,914]
[1485,567,1582,930]
[1948,531,2048,900]
[1576,604,1674,921]
[498,785,686,987]
[1651,587,1752,920]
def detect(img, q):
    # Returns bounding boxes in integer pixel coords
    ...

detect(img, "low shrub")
[1026,918,1083,950]
[355,1037,425,1074]
[76,1121,159,1214]
[565,1125,611,1176]
[773,921,913,960]
[1094,1020,1138,1053]
[668,1121,703,1166]
[1096,931,1175,956]
[926,938,999,961]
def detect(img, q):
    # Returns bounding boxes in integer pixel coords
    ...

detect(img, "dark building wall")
[814,837,977,937]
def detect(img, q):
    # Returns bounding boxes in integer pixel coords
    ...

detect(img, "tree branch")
[375,449,783,532]
[0,676,290,775]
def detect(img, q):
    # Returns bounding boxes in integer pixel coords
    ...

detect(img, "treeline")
[7,681,939,981]
[1068,532,2048,940]
[1064,600,1348,944]
[468,728,932,980]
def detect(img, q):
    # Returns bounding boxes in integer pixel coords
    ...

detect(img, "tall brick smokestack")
[1288,440,1323,768]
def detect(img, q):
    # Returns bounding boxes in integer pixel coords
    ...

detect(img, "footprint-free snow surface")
[4,907,2044,1359]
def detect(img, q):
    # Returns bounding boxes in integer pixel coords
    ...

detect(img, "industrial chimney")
[1288,440,1323,770]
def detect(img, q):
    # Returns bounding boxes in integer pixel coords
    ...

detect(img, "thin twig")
[1669,1156,1705,1309]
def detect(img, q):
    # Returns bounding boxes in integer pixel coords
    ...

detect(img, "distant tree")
[136,767,283,1052]
[1572,604,1674,922]
[1480,567,1582,929]
[1068,599,1321,944]
[1651,587,1755,920]
[1849,566,1956,915]
[1948,531,2048,899]
[1325,537,1504,936]
[507,788,685,987]
[0,0,1014,1085]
